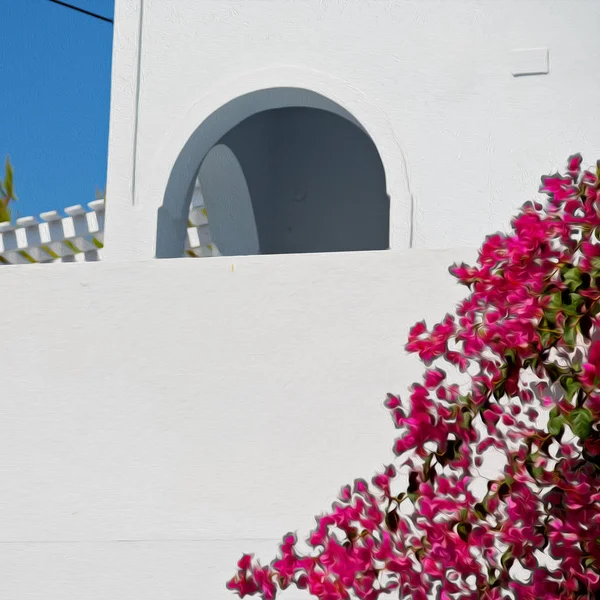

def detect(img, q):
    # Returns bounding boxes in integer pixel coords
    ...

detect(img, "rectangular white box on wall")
[510,48,549,76]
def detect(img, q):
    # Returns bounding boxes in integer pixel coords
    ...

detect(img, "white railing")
[0,200,219,265]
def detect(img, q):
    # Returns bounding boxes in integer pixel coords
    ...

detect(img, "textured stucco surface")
[0,249,476,598]
[9,0,600,595]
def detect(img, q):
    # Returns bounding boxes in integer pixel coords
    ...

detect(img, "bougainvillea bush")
[227,156,600,600]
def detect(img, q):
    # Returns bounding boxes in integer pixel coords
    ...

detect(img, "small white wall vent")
[510,48,549,77]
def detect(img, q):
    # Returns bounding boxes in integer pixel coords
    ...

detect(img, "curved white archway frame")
[105,66,413,260]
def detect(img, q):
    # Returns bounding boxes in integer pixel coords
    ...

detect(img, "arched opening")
[157,88,390,258]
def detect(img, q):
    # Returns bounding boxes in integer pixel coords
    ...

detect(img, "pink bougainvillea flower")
[424,368,446,389]
[227,156,600,600]
[567,153,583,176]
[581,339,600,388]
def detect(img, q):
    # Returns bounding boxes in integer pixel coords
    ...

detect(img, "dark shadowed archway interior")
[156,90,389,258]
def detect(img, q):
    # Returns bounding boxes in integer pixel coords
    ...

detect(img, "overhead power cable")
[48,0,113,24]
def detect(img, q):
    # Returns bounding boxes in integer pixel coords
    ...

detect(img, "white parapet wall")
[0,247,477,599]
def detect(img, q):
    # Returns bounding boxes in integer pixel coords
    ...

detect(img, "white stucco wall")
[0,248,476,598]
[6,0,600,595]
[104,0,600,261]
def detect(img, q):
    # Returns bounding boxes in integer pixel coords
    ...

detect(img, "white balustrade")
[0,198,217,265]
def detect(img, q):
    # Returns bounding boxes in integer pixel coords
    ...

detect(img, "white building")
[0,1,599,598]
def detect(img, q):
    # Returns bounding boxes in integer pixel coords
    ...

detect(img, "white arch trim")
[142,65,413,257]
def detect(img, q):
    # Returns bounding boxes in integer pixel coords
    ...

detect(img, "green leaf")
[525,453,544,480]
[522,356,539,370]
[540,330,554,348]
[488,568,501,586]
[548,292,562,310]
[563,267,583,291]
[4,156,14,200]
[563,322,577,347]
[570,408,592,440]
[560,376,580,403]
[548,410,565,437]
[461,410,473,429]
[544,310,558,328]
[563,294,584,317]
[0,203,11,224]
[532,464,544,479]
[501,549,514,571]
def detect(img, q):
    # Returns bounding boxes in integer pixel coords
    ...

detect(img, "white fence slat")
[1,197,212,265]
[64,205,95,252]
[0,225,18,253]
[188,206,209,227]
[14,217,53,262]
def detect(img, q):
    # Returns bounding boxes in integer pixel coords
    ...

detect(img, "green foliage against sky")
[0,156,17,223]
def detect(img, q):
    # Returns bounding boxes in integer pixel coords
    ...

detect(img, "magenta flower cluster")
[227,156,600,600]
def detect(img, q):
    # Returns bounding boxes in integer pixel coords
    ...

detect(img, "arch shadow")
[156,87,391,258]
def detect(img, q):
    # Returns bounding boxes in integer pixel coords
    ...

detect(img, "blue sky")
[2,0,114,219]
